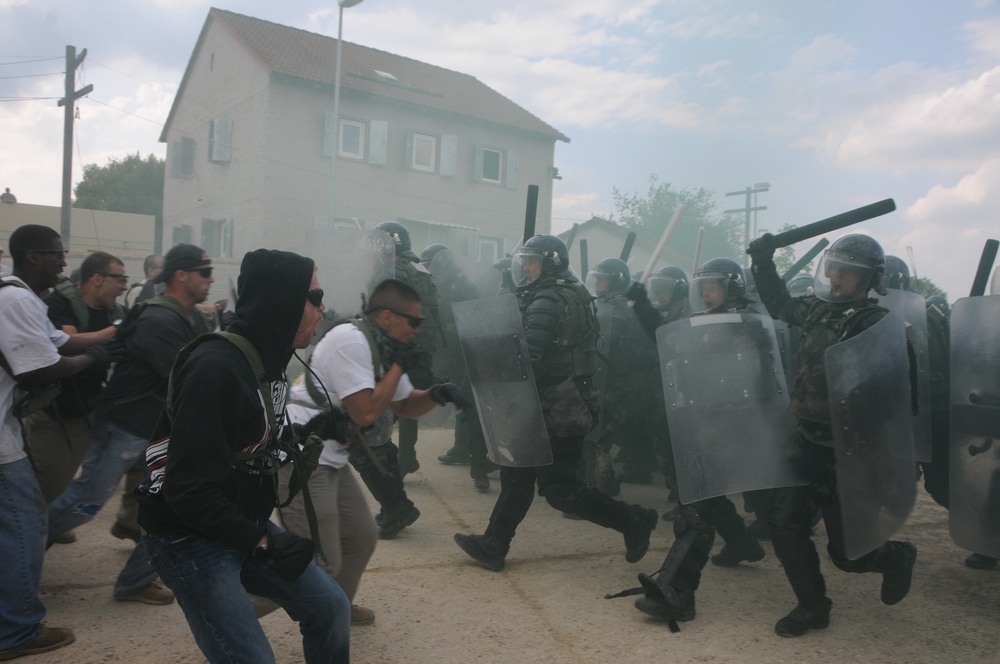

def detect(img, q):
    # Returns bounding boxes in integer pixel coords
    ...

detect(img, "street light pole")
[725,183,770,266]
[329,0,365,228]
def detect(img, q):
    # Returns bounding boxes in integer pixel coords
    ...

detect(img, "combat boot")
[965,553,998,570]
[634,588,696,623]
[774,597,832,637]
[454,533,507,571]
[378,500,420,540]
[880,542,917,605]
[711,537,766,567]
[623,506,659,563]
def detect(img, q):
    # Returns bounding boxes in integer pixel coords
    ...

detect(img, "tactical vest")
[520,280,600,380]
[54,276,125,331]
[788,298,885,431]
[395,258,441,354]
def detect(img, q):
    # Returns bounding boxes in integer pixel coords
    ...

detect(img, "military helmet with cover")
[689,257,745,312]
[883,255,911,291]
[420,243,448,264]
[586,257,630,295]
[375,221,419,260]
[511,234,569,287]
[813,233,886,302]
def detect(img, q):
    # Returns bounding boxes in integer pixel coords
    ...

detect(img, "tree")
[910,276,946,300]
[74,153,165,250]
[610,174,740,269]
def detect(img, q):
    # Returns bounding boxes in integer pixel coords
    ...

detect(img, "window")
[411,132,437,172]
[168,137,196,178]
[172,224,193,245]
[481,148,503,183]
[209,118,232,164]
[201,218,234,258]
[478,236,503,265]
[339,120,365,158]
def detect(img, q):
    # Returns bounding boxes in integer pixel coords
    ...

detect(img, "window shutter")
[440,135,457,177]
[168,140,182,179]
[323,112,336,157]
[181,137,196,177]
[505,149,519,189]
[209,118,232,164]
[405,129,414,170]
[369,120,388,165]
[473,143,483,182]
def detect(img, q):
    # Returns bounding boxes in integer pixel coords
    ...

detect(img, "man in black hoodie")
[138,249,350,663]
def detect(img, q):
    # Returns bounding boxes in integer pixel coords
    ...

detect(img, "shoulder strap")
[303,316,382,408]
[55,277,90,331]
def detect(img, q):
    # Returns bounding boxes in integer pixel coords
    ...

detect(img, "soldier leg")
[466,409,495,491]
[708,495,765,567]
[348,442,418,539]
[455,466,535,571]
[743,488,774,540]
[438,407,471,465]
[397,361,433,475]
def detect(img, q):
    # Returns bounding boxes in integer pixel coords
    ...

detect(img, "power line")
[0,96,61,101]
[0,56,63,65]
[0,71,63,79]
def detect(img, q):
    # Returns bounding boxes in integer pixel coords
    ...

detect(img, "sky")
[2,0,999,300]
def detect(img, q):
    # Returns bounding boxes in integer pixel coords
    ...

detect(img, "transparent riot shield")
[305,228,395,320]
[657,313,804,504]
[880,289,932,462]
[825,310,915,559]
[772,319,795,390]
[584,301,615,444]
[452,294,552,467]
[948,296,1000,557]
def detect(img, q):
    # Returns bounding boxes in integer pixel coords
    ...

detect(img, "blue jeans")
[47,418,147,543]
[145,522,350,663]
[0,458,47,650]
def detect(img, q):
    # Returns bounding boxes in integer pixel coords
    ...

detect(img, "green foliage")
[910,276,946,300]
[610,174,740,267]
[73,152,164,222]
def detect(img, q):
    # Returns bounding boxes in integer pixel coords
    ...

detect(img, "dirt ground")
[35,427,1000,663]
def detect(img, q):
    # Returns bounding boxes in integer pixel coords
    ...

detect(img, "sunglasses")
[32,249,68,260]
[99,272,130,284]
[184,267,213,278]
[306,288,324,308]
[382,307,425,329]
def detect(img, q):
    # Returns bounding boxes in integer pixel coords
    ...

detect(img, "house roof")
[558,216,692,271]
[160,8,569,143]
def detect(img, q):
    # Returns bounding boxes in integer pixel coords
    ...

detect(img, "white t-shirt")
[0,276,70,463]
[287,323,412,469]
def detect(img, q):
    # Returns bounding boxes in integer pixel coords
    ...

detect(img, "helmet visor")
[813,250,876,302]
[511,249,544,287]
[647,275,680,308]
[689,272,730,313]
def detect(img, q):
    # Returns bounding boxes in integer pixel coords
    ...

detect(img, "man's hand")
[428,382,473,410]
[251,530,315,582]
[746,233,776,263]
[626,281,649,307]
[386,339,421,373]
[84,339,125,370]
[300,405,353,442]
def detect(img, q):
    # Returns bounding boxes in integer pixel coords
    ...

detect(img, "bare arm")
[339,363,406,426]
[59,324,117,341]
[391,389,440,419]
[21,354,95,382]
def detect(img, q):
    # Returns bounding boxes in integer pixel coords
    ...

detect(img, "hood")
[229,249,314,380]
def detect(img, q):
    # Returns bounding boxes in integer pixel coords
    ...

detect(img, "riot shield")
[948,296,1000,557]
[771,319,795,390]
[879,289,932,462]
[584,301,614,443]
[657,313,804,504]
[452,293,552,466]
[825,310,915,560]
[306,228,395,319]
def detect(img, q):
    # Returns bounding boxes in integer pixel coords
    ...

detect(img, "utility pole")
[725,182,769,266]
[58,45,93,246]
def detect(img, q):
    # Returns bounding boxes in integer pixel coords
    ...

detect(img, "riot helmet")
[813,234,886,303]
[511,234,569,288]
[374,221,419,261]
[689,257,745,313]
[883,255,911,291]
[787,274,814,298]
[420,243,448,264]
[586,257,630,296]
[926,294,949,318]
[647,266,689,308]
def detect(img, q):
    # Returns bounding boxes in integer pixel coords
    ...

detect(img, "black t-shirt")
[43,290,114,418]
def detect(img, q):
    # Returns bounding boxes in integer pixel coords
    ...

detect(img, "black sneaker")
[711,538,766,567]
[881,542,917,605]
[378,503,420,540]
[774,598,832,637]
[965,553,998,570]
[454,533,506,571]
[623,506,658,563]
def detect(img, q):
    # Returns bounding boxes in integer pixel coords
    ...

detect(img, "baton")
[781,238,830,283]
[638,205,686,286]
[564,223,580,250]
[692,226,704,274]
[522,185,539,244]
[748,199,896,252]
[969,239,999,297]
[620,231,637,262]
[579,239,589,277]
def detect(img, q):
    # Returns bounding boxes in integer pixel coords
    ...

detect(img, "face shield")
[585,271,612,296]
[813,249,877,303]
[510,249,545,288]
[647,275,681,309]
[688,272,730,313]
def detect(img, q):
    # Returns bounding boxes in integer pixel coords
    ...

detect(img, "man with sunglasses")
[25,252,128,506]
[1,225,122,660]
[47,243,215,606]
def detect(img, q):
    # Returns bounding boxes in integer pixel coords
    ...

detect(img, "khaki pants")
[26,410,93,503]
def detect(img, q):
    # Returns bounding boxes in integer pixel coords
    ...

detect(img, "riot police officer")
[749,233,918,637]
[454,236,658,571]
[374,221,443,476]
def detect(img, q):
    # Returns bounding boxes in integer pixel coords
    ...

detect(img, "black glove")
[386,339,422,373]
[84,339,126,370]
[746,233,776,263]
[299,405,353,442]
[428,382,473,410]
[626,281,649,306]
[251,530,315,582]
